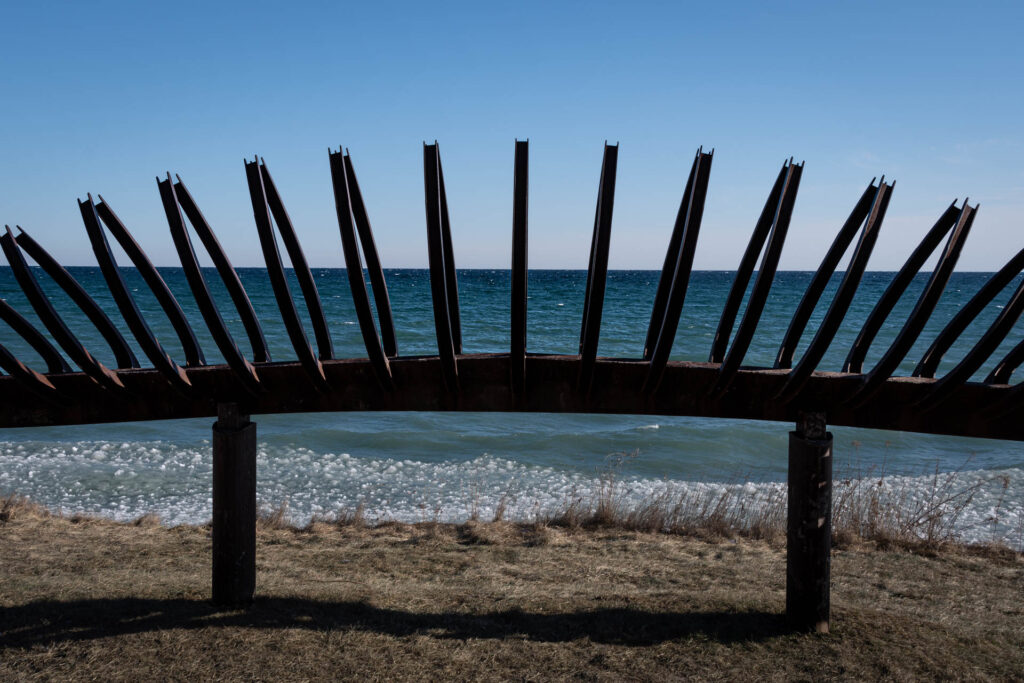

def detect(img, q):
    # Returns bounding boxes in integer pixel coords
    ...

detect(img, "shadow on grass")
[1,597,791,648]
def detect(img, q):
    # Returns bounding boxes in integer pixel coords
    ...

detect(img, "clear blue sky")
[1,0,1021,270]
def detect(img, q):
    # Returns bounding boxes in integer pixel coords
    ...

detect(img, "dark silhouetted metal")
[158,175,262,395]
[645,150,700,361]
[0,343,63,403]
[0,298,71,374]
[0,141,1015,442]
[712,161,803,396]
[709,163,788,364]
[423,143,460,394]
[643,148,712,394]
[80,196,194,394]
[342,152,398,358]
[775,180,892,403]
[245,157,328,391]
[329,148,393,390]
[775,182,880,370]
[849,202,976,406]
[94,197,206,368]
[1,226,125,393]
[987,339,1024,385]
[917,268,1024,409]
[172,176,271,364]
[13,226,138,369]
[511,140,529,395]
[438,152,461,355]
[915,245,1024,379]
[578,143,618,393]
[843,202,961,374]
[259,160,334,361]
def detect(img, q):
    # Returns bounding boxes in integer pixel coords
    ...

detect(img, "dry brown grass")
[524,453,1022,555]
[1,494,1023,681]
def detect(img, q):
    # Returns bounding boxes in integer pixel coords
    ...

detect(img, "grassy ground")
[1,499,1022,681]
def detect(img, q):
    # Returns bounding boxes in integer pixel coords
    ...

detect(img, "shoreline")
[4,491,1022,559]
[4,450,1023,552]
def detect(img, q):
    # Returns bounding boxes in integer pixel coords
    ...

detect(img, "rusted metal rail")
[1,141,1017,630]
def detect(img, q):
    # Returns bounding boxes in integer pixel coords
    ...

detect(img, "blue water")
[1,267,1022,540]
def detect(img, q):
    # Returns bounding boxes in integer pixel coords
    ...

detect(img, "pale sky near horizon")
[1,1,1022,271]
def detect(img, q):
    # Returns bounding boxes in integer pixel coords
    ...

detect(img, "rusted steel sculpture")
[1,140,1018,632]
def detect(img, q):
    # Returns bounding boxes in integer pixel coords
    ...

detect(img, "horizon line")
[15,265,1011,274]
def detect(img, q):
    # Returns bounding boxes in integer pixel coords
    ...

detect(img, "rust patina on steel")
[0,140,1016,630]
[0,142,1011,438]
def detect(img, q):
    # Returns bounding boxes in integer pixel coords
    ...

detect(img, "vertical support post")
[212,402,257,606]
[786,411,832,633]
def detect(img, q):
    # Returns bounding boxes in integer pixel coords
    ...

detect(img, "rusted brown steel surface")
[423,142,461,395]
[329,148,394,390]
[0,141,1019,441]
[578,143,618,393]
[0,356,1018,440]
[642,148,712,395]
[244,157,329,392]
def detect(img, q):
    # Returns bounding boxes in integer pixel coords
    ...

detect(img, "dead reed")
[527,453,1021,553]
[5,450,1020,554]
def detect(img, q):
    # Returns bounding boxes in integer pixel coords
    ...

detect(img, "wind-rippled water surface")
[1,268,1022,543]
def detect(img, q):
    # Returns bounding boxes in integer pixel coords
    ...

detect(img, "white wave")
[0,440,1021,548]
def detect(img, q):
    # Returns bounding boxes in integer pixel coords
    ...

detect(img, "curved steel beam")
[917,271,1024,409]
[643,148,713,394]
[848,202,977,406]
[244,158,328,391]
[578,143,618,393]
[0,343,64,403]
[80,196,194,394]
[94,197,206,367]
[915,245,1024,378]
[842,201,961,373]
[3,355,1023,443]
[644,149,700,361]
[438,152,461,354]
[158,175,261,395]
[259,159,333,361]
[774,181,879,370]
[423,143,459,393]
[709,163,788,364]
[712,161,803,396]
[0,298,71,374]
[775,180,892,403]
[172,176,270,364]
[0,226,124,392]
[14,227,138,369]
[987,339,1024,385]
[343,152,398,358]
[328,149,393,390]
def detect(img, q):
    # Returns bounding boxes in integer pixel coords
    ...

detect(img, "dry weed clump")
[0,493,50,525]
[257,501,293,530]
[828,459,1012,551]
[333,502,367,528]
[132,513,162,527]
[5,453,1018,555]
[528,455,1020,554]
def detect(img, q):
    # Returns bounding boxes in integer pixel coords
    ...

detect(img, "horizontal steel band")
[0,354,1018,441]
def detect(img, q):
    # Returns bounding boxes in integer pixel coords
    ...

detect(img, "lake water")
[1,268,1021,544]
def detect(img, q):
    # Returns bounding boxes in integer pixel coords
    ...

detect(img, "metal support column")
[786,411,832,633]
[212,402,257,605]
